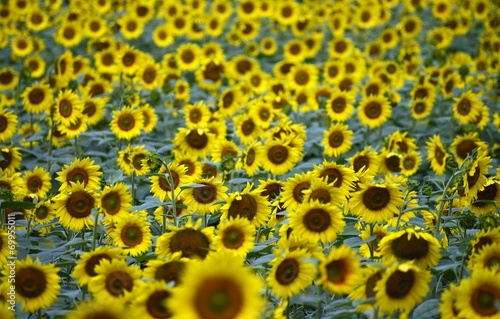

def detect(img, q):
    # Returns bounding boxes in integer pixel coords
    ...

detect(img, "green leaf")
[0,201,36,210]
[411,299,440,318]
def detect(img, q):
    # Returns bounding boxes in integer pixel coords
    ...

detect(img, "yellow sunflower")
[110,106,144,140]
[325,88,356,122]
[469,179,500,216]
[289,200,346,244]
[97,183,131,222]
[378,228,441,268]
[287,64,318,91]
[117,14,145,39]
[23,166,51,199]
[313,160,358,197]
[468,241,500,272]
[168,250,265,319]
[220,183,270,228]
[130,280,173,319]
[72,246,125,286]
[455,269,500,318]
[55,157,102,191]
[212,216,255,258]
[426,134,449,175]
[450,132,488,165]
[53,182,97,231]
[183,101,212,130]
[150,162,191,202]
[267,248,317,299]
[173,127,215,159]
[22,82,53,114]
[375,262,431,315]
[66,299,129,319]
[88,258,142,300]
[156,218,215,259]
[142,252,189,285]
[349,147,381,175]
[357,95,392,129]
[0,229,9,265]
[0,147,21,177]
[469,227,500,256]
[318,245,361,295]
[110,211,152,257]
[439,283,461,319]
[6,256,60,313]
[0,108,17,142]
[183,177,227,215]
[323,122,354,158]
[237,140,263,177]
[359,224,390,258]
[461,151,492,202]
[0,68,18,91]
[55,21,83,47]
[24,55,46,78]
[262,136,303,176]
[453,90,483,125]
[349,181,405,224]
[175,43,201,71]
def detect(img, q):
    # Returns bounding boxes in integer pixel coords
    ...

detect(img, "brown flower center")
[391,232,429,260]
[303,208,331,233]
[195,277,243,319]
[146,290,172,319]
[328,131,344,148]
[228,194,257,220]
[222,227,245,249]
[364,101,382,119]
[155,261,185,285]
[169,228,210,259]
[65,191,94,219]
[186,130,208,149]
[105,270,134,296]
[385,269,415,298]
[267,145,289,165]
[121,224,143,247]
[275,258,299,285]
[326,259,347,284]
[192,183,217,204]
[362,186,390,211]
[16,267,47,298]
[84,254,112,277]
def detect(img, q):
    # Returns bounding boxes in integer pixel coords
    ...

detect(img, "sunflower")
[26,9,50,32]
[97,183,131,222]
[110,106,144,140]
[150,162,191,202]
[24,55,46,78]
[5,256,60,313]
[173,127,215,159]
[461,151,492,202]
[313,160,358,197]
[53,182,97,231]
[83,16,108,39]
[168,250,264,319]
[137,60,162,91]
[357,95,392,129]
[318,245,361,295]
[267,248,317,299]
[233,113,262,146]
[349,264,385,310]
[322,123,354,158]
[349,147,381,175]
[378,228,441,268]
[11,33,33,57]
[453,90,483,125]
[237,141,263,177]
[129,145,151,176]
[66,299,129,319]
[22,82,53,114]
[359,224,390,258]
[349,181,404,224]
[56,157,102,191]
[212,216,255,258]
[54,89,84,126]
[280,172,313,212]
[455,269,500,318]
[425,134,449,175]
[0,68,18,91]
[174,155,203,179]
[470,227,500,256]
[375,262,431,315]
[325,88,356,122]
[469,179,500,216]
[260,36,278,56]
[22,166,51,199]
[110,212,152,257]
[55,21,83,47]
[183,101,212,130]
[29,200,56,226]
[0,147,22,175]
[323,59,345,85]
[262,136,303,176]
[72,246,125,286]
[117,14,145,39]
[88,258,142,300]
[289,200,345,244]
[82,95,107,126]
[439,283,461,319]
[142,252,189,285]
[0,108,17,142]
[286,64,318,91]
[399,150,422,177]
[175,43,201,72]
[450,132,489,166]
[156,218,214,259]
[129,281,172,319]
[220,183,270,228]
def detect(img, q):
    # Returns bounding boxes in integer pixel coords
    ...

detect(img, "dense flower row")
[0,0,499,318]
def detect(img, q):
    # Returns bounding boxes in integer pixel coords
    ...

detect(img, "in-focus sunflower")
[168,251,264,319]
[375,262,431,315]
[173,127,214,159]
[56,157,102,191]
[450,132,488,165]
[262,136,303,176]
[455,268,500,318]
[53,182,97,231]
[378,228,441,268]
[289,200,345,244]
[156,218,214,259]
[318,245,361,295]
[325,88,356,122]
[212,216,255,257]
[323,123,354,158]
[267,248,317,299]
[358,95,392,129]
[150,162,190,202]
[23,166,51,199]
[111,212,152,257]
[142,252,189,285]
[349,147,381,175]
[461,151,492,201]
[313,160,358,197]
[221,183,270,228]
[22,82,53,114]
[98,182,132,222]
[281,171,314,212]
[54,89,84,126]
[183,177,228,215]
[88,258,142,300]
[453,90,482,125]
[349,181,405,224]
[72,246,124,286]
[110,106,144,140]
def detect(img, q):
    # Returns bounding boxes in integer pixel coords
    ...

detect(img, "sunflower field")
[1,0,500,318]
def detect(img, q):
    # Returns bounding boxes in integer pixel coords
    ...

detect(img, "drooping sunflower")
[6,256,60,313]
[267,248,318,299]
[110,106,144,140]
[439,283,461,319]
[455,269,500,318]
[357,95,392,129]
[88,258,142,300]
[262,136,303,176]
[168,250,265,319]
[156,218,215,259]
[72,246,125,286]
[426,134,449,175]
[289,200,346,244]
[56,157,102,191]
[53,182,97,231]
[183,177,227,215]
[220,183,270,228]
[23,166,51,199]
[375,262,431,315]
[461,151,492,202]
[173,127,215,159]
[142,252,189,285]
[318,245,361,295]
[212,216,255,258]
[378,228,441,268]
[469,179,500,216]
[0,108,17,142]
[150,162,191,202]
[111,212,152,257]
[22,82,53,114]
[323,123,354,158]
[349,181,405,224]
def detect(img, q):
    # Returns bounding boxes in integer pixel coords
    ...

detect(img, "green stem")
[47,116,55,172]
[91,211,100,251]
[316,285,323,319]
[130,172,136,205]
[395,190,411,231]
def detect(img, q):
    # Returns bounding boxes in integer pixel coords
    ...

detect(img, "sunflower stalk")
[91,210,100,251]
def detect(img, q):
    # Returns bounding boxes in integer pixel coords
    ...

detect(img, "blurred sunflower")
[0,147,22,175]
[470,227,500,256]
[111,212,152,257]
[237,140,263,177]
[262,136,303,176]
[450,132,488,165]
[375,262,431,315]
[439,283,461,319]
[117,14,145,39]
[260,36,278,56]
[318,245,361,295]
[453,90,483,125]
[168,251,264,319]
[110,106,144,140]
[22,82,53,114]
[24,55,46,78]
[183,101,212,130]
[221,183,270,228]
[460,151,492,201]
[0,229,9,264]
[323,123,354,158]
[0,108,17,142]
[287,64,318,91]
[267,248,317,299]
[83,16,109,39]
[323,59,345,85]
[72,246,124,286]
[289,200,345,244]
[11,33,33,57]
[359,224,390,258]
[325,88,356,122]
[53,182,97,231]
[56,157,102,191]
[400,150,422,176]
[173,127,214,159]
[349,264,384,310]
[131,281,173,319]
[136,60,161,91]
[183,177,227,215]
[455,269,500,318]
[66,300,129,319]
[313,160,358,197]
[30,200,56,225]
[349,181,405,224]
[26,8,50,32]
[54,22,83,47]
[426,134,449,175]
[379,228,441,268]
[22,166,51,199]
[0,68,18,91]
[233,113,262,145]
[281,171,313,212]
[54,89,84,126]
[156,218,214,259]
[469,179,500,216]
[212,216,255,258]
[349,147,381,175]
[88,258,142,300]
[142,252,189,285]
[358,95,392,129]
[176,43,201,71]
